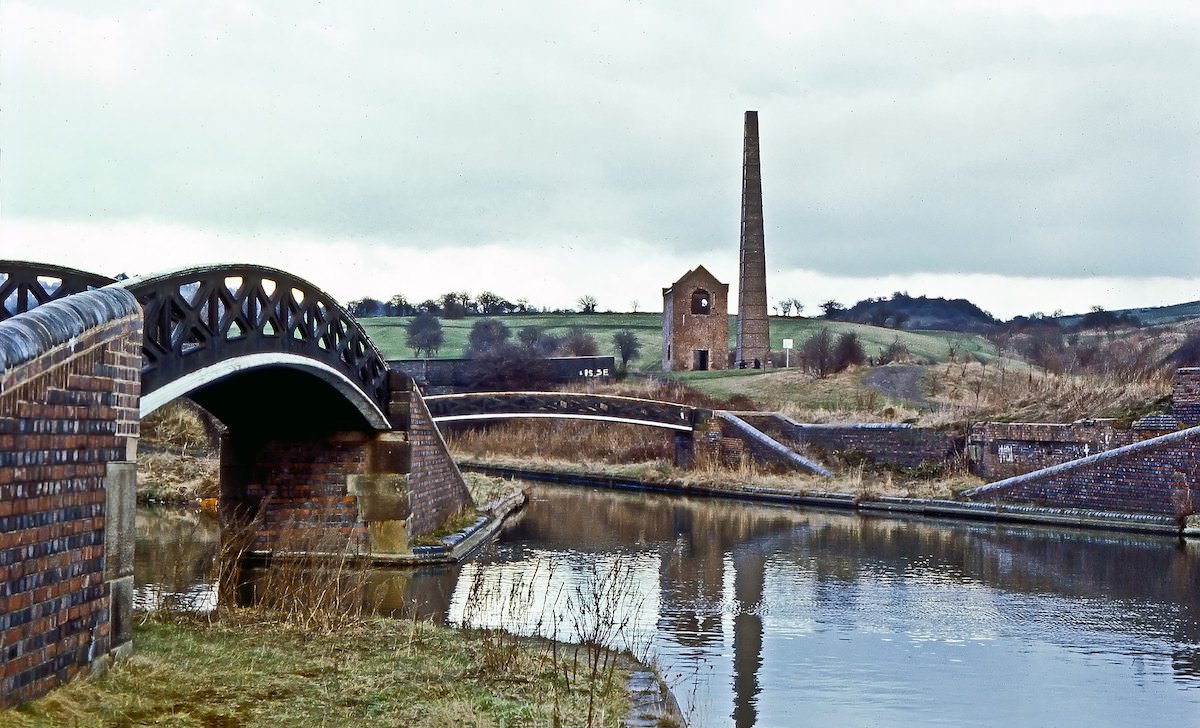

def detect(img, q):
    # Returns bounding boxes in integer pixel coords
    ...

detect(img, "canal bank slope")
[462,462,1198,540]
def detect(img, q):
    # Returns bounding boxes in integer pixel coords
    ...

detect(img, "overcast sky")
[1,1,1197,319]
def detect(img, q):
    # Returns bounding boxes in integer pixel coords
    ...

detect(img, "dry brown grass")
[563,376,758,410]
[7,612,638,727]
[922,360,1173,424]
[454,447,982,501]
[138,401,222,503]
[137,451,219,503]
[446,418,676,465]
[140,400,220,453]
[462,471,525,507]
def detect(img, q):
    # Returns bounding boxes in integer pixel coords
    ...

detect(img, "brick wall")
[0,289,141,708]
[1174,368,1200,426]
[404,388,472,536]
[662,267,729,371]
[965,426,1200,516]
[698,417,746,467]
[752,416,957,469]
[240,434,371,552]
[225,381,472,554]
[966,420,1137,480]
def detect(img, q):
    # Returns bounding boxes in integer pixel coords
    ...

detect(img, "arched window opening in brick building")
[691,289,711,315]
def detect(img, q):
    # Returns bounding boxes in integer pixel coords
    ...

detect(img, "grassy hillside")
[361,313,663,363]
[359,314,996,373]
[1054,300,1200,328]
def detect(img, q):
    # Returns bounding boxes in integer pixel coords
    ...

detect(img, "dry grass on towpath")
[6,613,641,728]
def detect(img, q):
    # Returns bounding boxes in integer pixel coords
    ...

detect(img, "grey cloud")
[1,2,1196,280]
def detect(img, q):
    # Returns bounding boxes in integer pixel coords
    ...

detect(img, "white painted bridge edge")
[430,412,694,432]
[138,352,391,430]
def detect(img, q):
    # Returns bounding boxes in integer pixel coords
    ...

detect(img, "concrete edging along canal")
[385,490,527,565]
[461,463,1200,540]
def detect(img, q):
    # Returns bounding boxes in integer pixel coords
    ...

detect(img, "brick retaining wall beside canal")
[965,425,1200,517]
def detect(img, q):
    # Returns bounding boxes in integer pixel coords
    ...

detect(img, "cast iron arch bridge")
[2,261,709,436]
[1,260,390,430]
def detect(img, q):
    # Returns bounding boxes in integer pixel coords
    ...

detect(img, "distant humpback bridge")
[424,391,707,432]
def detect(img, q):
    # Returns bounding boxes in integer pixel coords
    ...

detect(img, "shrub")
[464,318,512,356]
[558,327,599,357]
[406,313,444,357]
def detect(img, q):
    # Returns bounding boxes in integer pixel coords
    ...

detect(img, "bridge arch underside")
[140,354,388,434]
[143,358,395,558]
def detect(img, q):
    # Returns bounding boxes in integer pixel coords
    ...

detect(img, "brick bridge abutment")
[219,372,472,559]
[1,292,473,708]
[0,288,142,707]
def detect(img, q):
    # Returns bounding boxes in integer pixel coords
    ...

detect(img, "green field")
[359,313,997,374]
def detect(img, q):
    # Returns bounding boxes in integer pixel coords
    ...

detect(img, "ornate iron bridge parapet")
[124,265,391,424]
[1,261,392,428]
[424,391,707,432]
[0,261,116,321]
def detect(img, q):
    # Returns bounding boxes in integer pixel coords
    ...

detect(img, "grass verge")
[7,612,638,727]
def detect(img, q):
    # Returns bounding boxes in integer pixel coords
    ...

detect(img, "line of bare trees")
[348,291,613,319]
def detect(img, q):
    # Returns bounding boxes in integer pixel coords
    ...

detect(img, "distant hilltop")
[829,292,996,332]
[824,292,1200,333]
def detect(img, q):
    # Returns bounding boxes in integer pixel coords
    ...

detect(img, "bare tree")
[833,332,866,370]
[475,291,508,315]
[800,329,835,377]
[576,294,598,314]
[820,300,845,319]
[518,325,560,356]
[439,291,466,319]
[387,293,412,316]
[464,319,511,356]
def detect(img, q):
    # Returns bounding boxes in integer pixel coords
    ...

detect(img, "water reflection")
[134,507,220,611]
[136,485,1200,727]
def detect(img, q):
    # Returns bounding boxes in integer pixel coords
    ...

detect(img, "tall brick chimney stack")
[736,110,770,366]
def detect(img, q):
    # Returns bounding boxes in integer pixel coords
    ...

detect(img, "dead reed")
[445,418,675,465]
[455,557,651,728]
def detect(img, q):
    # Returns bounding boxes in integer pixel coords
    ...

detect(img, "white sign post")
[782,338,793,368]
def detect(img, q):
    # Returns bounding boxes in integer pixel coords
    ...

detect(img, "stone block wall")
[967,420,1136,480]
[965,426,1200,516]
[0,288,141,708]
[1174,368,1200,426]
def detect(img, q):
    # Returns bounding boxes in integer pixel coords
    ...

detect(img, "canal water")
[136,484,1200,727]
